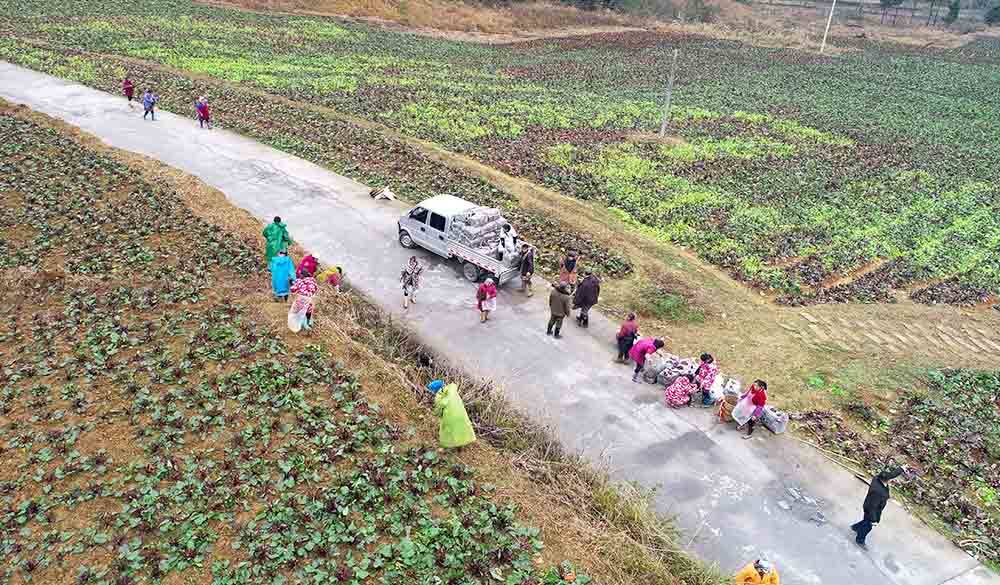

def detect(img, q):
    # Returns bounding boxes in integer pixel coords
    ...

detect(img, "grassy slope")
[0,100,726,585]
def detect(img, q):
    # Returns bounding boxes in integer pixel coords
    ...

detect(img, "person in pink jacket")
[629,337,664,383]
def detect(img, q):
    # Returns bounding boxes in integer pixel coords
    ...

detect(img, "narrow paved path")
[2,62,995,585]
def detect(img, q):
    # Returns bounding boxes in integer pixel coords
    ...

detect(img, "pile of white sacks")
[447,206,505,251]
[641,352,789,434]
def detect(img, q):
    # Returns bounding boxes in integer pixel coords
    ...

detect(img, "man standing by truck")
[519,244,535,297]
[573,271,600,328]
[547,283,572,339]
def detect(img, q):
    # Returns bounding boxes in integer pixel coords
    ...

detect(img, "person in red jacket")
[615,313,638,363]
[122,77,135,107]
[195,96,212,129]
[742,380,768,439]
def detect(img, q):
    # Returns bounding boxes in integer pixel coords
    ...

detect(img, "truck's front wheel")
[463,262,481,282]
[398,230,415,249]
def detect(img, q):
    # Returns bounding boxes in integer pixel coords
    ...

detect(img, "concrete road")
[2,62,995,585]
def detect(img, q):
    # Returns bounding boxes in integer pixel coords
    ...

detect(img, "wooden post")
[820,0,838,54]
[659,49,679,138]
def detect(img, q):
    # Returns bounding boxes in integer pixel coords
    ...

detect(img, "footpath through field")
[2,62,995,585]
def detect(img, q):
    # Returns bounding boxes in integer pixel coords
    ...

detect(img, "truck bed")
[447,241,522,285]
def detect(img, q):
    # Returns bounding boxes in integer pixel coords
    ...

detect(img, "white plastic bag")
[731,393,756,426]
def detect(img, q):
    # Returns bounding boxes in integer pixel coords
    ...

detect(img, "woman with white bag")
[732,380,768,439]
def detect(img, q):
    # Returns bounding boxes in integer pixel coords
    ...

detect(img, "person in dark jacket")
[573,271,600,328]
[519,244,535,297]
[851,467,903,548]
[547,283,572,339]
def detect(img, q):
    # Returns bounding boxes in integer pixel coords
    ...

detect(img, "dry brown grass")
[200,0,634,38]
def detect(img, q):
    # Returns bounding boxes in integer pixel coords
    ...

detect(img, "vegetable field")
[2,0,998,305]
[0,109,590,585]
[798,369,1000,568]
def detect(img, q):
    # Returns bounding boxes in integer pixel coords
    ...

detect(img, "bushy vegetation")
[0,110,591,585]
[2,0,996,305]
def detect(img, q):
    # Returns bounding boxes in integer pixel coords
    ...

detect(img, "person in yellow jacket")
[429,380,476,449]
[734,558,779,585]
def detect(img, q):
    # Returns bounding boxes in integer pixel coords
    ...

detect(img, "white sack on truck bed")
[448,206,506,251]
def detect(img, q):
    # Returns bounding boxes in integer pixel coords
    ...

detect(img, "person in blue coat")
[269,249,295,301]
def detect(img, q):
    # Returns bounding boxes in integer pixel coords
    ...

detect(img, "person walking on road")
[401,256,423,310]
[194,96,212,129]
[122,77,135,108]
[547,282,572,338]
[616,313,639,363]
[518,244,535,296]
[629,337,664,383]
[477,278,497,323]
[734,558,779,585]
[269,249,295,302]
[573,271,600,328]
[558,249,579,288]
[142,89,158,120]
[852,467,903,549]
[263,216,292,263]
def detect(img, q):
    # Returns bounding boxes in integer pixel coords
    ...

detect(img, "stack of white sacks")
[447,206,505,251]
[641,353,789,434]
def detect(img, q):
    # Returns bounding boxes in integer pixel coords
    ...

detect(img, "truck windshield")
[410,207,428,223]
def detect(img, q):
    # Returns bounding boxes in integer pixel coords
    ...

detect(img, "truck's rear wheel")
[463,262,481,282]
[398,230,415,249]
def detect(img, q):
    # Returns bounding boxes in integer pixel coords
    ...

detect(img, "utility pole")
[820,0,838,54]
[659,49,679,138]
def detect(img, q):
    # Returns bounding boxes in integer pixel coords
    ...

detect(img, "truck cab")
[397,194,476,258]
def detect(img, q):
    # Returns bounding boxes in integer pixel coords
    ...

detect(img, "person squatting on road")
[269,249,294,302]
[518,243,535,297]
[194,96,212,129]
[734,558,779,585]
[558,249,579,287]
[287,269,318,333]
[616,313,639,363]
[142,89,159,120]
[664,374,698,408]
[547,282,572,338]
[263,216,293,263]
[122,77,135,108]
[573,270,600,328]
[629,337,664,383]
[476,278,497,323]
[694,353,719,406]
[401,256,423,309]
[852,467,903,549]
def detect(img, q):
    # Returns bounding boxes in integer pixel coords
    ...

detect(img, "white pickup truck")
[397,194,524,285]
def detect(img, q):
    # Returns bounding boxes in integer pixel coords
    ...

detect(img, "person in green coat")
[263,216,293,263]
[429,380,476,449]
